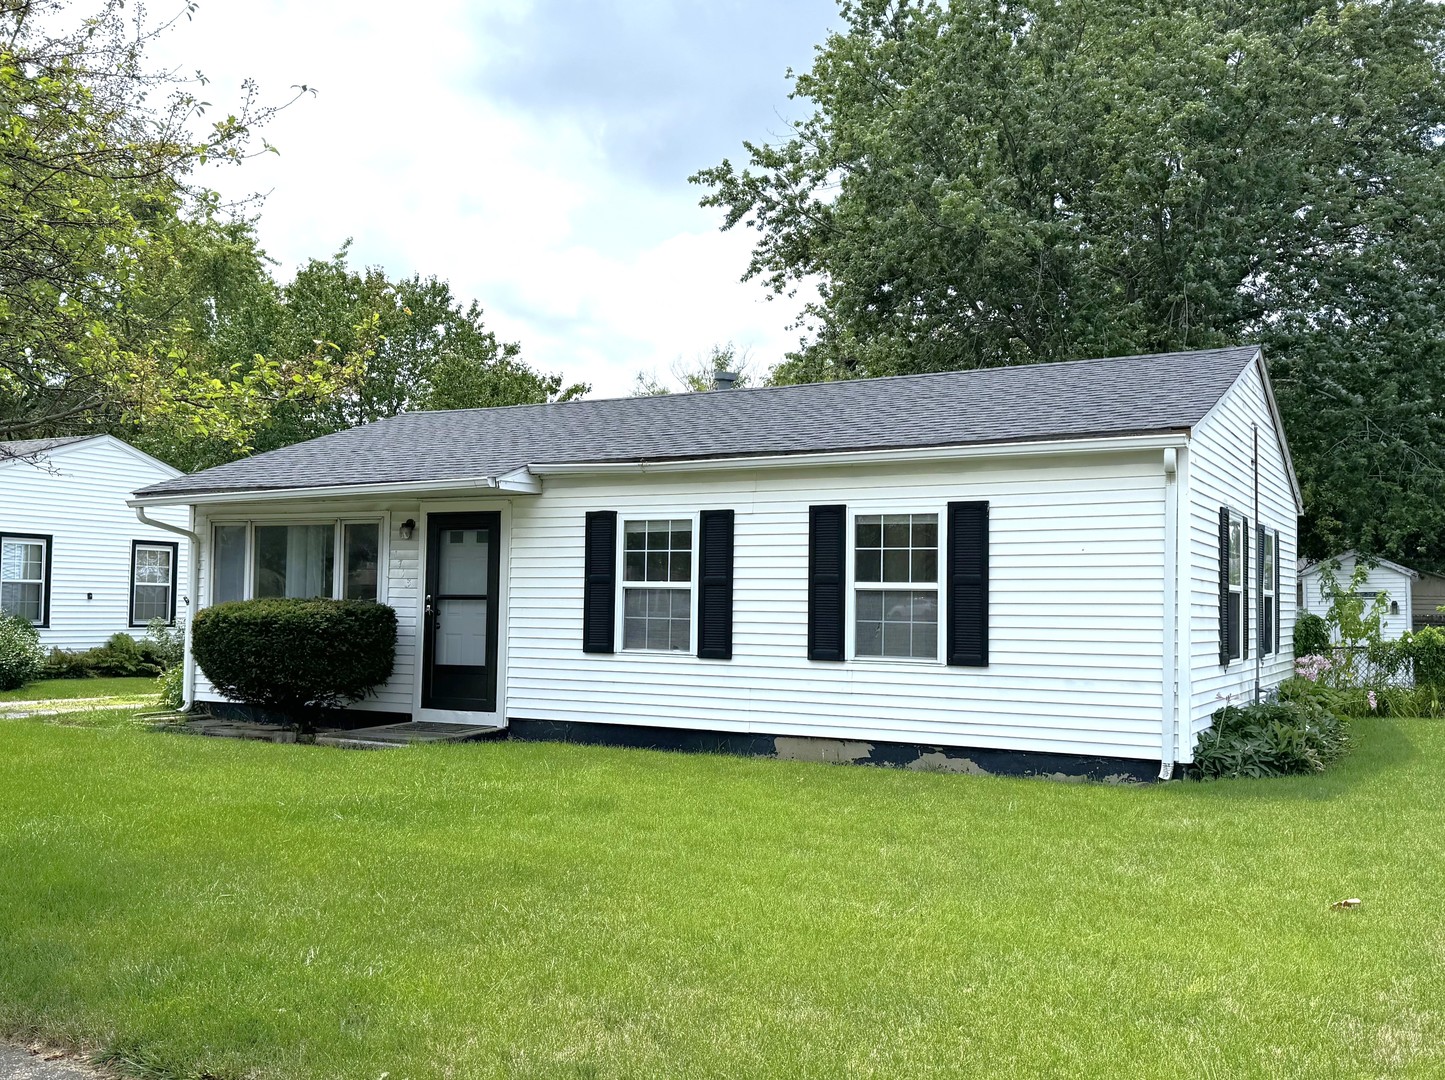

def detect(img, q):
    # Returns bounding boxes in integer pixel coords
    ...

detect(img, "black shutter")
[1241,516,1250,661]
[1257,522,1266,655]
[1219,507,1230,666]
[697,509,734,660]
[807,505,846,661]
[947,501,990,667]
[582,511,617,654]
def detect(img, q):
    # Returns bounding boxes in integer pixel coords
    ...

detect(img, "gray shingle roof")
[135,345,1261,499]
[0,435,98,459]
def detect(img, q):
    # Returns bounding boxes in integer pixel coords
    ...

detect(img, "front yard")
[1,711,1442,1079]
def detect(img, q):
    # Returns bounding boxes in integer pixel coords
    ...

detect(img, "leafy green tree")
[695,0,1445,569]
[0,0,322,450]
[631,343,754,396]
[246,247,587,454]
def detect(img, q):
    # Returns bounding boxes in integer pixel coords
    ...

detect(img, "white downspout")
[1161,448,1178,780]
[134,505,200,711]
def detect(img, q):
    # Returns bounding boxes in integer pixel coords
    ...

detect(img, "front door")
[422,512,501,713]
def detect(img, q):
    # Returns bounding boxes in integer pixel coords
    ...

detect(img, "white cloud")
[145,0,814,398]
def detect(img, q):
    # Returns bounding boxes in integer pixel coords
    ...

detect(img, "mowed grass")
[0,677,158,703]
[1,714,1442,1079]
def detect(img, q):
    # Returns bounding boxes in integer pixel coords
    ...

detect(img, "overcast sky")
[145,0,837,398]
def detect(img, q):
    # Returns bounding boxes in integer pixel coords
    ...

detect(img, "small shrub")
[1405,625,1445,690]
[192,598,397,730]
[0,613,45,691]
[1293,612,1329,658]
[142,618,186,669]
[41,647,95,680]
[1193,695,1351,778]
[87,633,164,677]
[157,663,185,711]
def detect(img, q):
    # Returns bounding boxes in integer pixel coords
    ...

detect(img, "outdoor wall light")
[399,519,416,541]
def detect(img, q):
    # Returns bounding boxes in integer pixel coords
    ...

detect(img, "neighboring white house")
[1299,552,1417,641]
[1,435,192,650]
[130,345,1301,779]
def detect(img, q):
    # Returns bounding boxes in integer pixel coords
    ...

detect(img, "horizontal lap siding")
[1,440,189,650]
[1187,362,1299,750]
[192,498,421,713]
[508,454,1168,760]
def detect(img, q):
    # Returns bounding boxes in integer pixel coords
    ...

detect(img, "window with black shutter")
[1221,508,1246,664]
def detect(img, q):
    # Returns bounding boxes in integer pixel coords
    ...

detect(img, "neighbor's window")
[211,520,383,604]
[0,534,48,624]
[854,513,939,660]
[1260,529,1277,655]
[1227,513,1244,661]
[622,518,692,650]
[131,542,177,626]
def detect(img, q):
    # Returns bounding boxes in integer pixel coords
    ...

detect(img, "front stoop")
[314,722,502,750]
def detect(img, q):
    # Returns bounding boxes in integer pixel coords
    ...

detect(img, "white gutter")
[129,475,503,508]
[134,505,201,712]
[531,432,1191,477]
[1160,448,1178,780]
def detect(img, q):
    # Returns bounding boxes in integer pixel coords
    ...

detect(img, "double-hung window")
[131,541,178,625]
[854,513,939,660]
[621,518,692,651]
[1225,511,1245,661]
[1260,528,1278,655]
[210,520,384,604]
[0,534,49,625]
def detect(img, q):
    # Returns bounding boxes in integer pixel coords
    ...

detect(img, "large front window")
[621,518,692,651]
[854,513,939,660]
[0,534,48,624]
[211,520,383,604]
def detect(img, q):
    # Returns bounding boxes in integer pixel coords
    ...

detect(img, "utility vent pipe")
[713,370,739,391]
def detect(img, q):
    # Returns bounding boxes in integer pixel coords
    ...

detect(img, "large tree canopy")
[695,0,1445,569]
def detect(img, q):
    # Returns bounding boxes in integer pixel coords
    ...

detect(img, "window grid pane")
[856,589,939,659]
[855,514,938,584]
[1,538,46,622]
[623,520,692,582]
[622,587,690,651]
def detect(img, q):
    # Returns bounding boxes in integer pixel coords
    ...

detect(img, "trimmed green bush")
[1193,696,1351,779]
[0,614,44,691]
[1293,612,1329,658]
[192,598,397,727]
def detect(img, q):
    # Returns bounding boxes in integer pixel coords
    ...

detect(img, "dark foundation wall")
[506,717,1165,783]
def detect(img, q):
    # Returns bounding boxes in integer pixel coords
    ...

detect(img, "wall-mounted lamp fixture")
[399,519,416,541]
[1391,600,1400,616]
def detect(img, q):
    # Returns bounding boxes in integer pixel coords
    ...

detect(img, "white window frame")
[1226,510,1246,663]
[1261,527,1278,656]
[207,514,389,606]
[0,533,50,627]
[615,512,698,655]
[846,506,944,664]
[130,541,178,627]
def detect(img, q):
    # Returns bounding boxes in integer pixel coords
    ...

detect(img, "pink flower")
[1367,690,1378,712]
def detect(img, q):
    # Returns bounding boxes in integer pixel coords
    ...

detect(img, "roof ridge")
[392,343,1262,419]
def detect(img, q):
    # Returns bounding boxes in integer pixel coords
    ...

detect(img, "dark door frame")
[421,511,502,713]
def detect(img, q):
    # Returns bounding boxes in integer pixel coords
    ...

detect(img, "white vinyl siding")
[507,452,1170,760]
[1186,361,1299,754]
[1300,555,1414,641]
[0,437,189,649]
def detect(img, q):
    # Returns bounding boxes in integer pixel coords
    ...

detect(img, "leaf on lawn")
[1330,897,1362,910]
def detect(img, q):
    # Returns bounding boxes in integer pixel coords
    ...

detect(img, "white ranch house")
[131,346,1301,779]
[2,435,190,649]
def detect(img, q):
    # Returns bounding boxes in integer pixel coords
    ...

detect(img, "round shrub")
[0,613,45,691]
[192,598,397,725]
[1293,611,1330,658]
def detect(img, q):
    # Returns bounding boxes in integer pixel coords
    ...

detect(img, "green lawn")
[0,676,158,703]
[0,712,1442,1080]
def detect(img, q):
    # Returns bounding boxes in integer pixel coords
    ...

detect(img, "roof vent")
[712,370,739,391]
